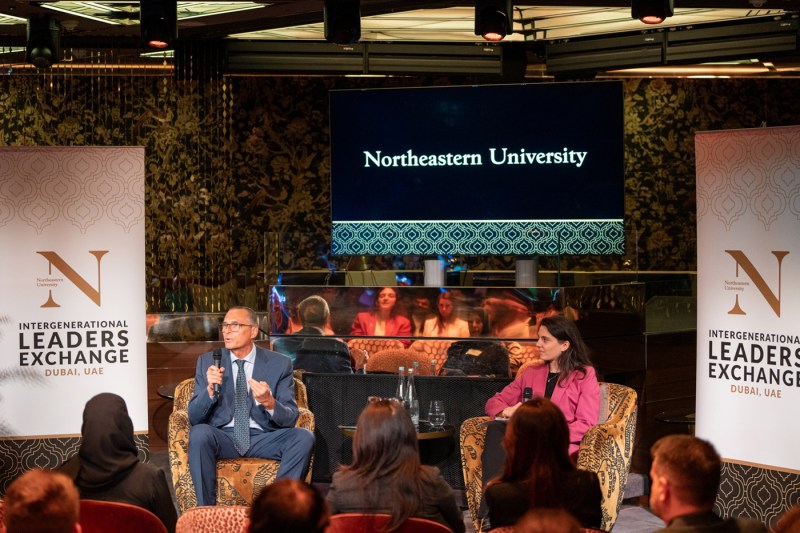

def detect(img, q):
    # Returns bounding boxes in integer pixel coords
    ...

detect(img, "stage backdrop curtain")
[0,147,147,494]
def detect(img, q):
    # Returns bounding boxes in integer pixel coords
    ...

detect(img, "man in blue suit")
[188,306,314,506]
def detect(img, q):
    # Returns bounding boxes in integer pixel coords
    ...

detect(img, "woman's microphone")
[522,387,532,403]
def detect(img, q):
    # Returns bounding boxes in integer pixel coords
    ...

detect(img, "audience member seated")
[325,400,465,533]
[482,290,532,339]
[649,435,767,533]
[514,508,583,533]
[350,287,412,346]
[2,468,81,533]
[773,503,800,533]
[273,296,352,373]
[468,307,490,337]
[409,292,437,336]
[59,393,177,533]
[479,316,600,525]
[248,479,329,533]
[484,397,602,530]
[440,340,510,377]
[422,292,470,339]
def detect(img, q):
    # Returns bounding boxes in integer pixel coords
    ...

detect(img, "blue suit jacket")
[187,345,299,431]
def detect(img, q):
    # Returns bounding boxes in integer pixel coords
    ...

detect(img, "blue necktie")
[233,359,250,455]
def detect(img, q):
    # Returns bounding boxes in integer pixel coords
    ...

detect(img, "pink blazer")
[350,312,412,347]
[485,364,600,456]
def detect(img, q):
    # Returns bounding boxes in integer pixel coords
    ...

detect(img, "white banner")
[696,126,800,471]
[0,147,147,438]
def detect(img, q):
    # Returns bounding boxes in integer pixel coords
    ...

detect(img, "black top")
[485,469,603,529]
[654,511,767,533]
[273,328,353,374]
[326,466,465,533]
[58,393,177,533]
[544,371,559,399]
[442,341,509,377]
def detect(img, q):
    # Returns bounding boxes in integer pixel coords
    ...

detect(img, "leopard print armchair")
[174,505,249,532]
[459,382,638,532]
[168,377,315,512]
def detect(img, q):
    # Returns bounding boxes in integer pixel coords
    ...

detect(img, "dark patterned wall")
[0,434,149,495]
[717,461,800,529]
[2,74,800,309]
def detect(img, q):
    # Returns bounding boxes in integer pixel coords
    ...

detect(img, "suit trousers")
[188,424,315,506]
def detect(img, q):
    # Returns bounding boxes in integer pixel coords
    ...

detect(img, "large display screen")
[329,81,624,256]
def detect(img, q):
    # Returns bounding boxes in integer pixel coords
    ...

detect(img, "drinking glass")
[428,400,446,428]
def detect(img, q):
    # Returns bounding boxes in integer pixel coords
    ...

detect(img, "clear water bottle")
[395,366,406,402]
[405,366,419,427]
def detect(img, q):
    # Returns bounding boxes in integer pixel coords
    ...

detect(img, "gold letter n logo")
[37,251,109,308]
[725,250,788,317]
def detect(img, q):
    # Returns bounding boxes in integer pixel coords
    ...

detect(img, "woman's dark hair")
[433,291,456,332]
[337,400,437,531]
[371,286,402,318]
[498,397,574,508]
[249,478,329,533]
[539,315,592,385]
[469,307,490,336]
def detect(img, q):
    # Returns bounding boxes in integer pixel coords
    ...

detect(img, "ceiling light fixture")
[632,0,674,25]
[140,0,177,49]
[26,15,61,68]
[324,0,361,45]
[475,0,512,42]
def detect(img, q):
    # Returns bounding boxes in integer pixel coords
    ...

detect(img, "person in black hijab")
[59,392,177,533]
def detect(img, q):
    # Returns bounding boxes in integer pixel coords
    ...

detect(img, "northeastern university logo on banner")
[19,249,129,377]
[36,250,108,308]
[724,249,788,317]
[708,248,798,401]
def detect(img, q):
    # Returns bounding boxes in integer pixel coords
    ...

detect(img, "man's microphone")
[212,349,222,400]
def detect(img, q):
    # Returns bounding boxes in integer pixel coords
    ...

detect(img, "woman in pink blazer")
[485,314,600,456]
[477,315,600,529]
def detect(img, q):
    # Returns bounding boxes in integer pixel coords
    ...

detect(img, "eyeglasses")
[219,322,257,332]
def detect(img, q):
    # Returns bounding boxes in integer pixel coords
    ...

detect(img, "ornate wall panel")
[1,74,799,311]
[716,461,800,529]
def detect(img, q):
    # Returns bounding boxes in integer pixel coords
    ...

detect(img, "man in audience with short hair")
[273,295,354,373]
[248,478,329,533]
[649,435,766,532]
[1,469,82,533]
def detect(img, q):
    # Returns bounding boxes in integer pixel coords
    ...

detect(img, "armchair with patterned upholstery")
[459,382,638,532]
[175,505,249,533]
[409,339,453,374]
[365,349,436,375]
[168,376,315,512]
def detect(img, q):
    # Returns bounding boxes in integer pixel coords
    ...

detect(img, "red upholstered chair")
[327,513,452,533]
[488,524,606,532]
[0,498,4,525]
[80,500,168,533]
[175,505,249,533]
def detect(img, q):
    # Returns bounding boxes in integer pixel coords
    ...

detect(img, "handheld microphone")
[212,349,222,399]
[522,387,532,403]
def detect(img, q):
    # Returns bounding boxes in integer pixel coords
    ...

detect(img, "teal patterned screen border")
[332,219,625,255]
